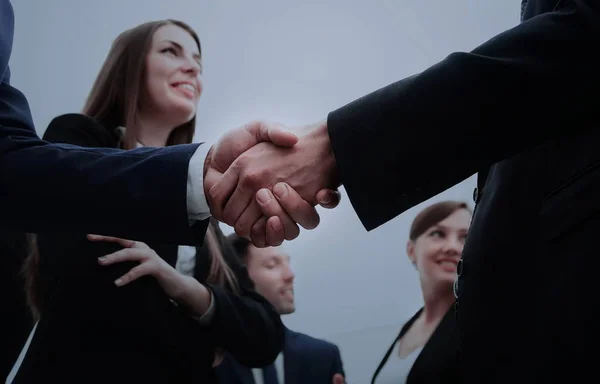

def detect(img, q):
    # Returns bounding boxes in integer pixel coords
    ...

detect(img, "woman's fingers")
[97,248,152,267]
[112,263,154,287]
[87,234,149,249]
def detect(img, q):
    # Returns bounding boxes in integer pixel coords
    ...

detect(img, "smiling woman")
[7,19,284,384]
[372,201,472,384]
[82,19,202,150]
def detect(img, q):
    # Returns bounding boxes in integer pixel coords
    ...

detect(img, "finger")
[247,121,297,148]
[97,248,150,266]
[271,183,320,230]
[206,166,239,222]
[234,200,264,239]
[250,216,268,248]
[265,216,285,246]
[332,373,345,384]
[255,188,300,240]
[316,189,342,209]
[87,234,136,248]
[221,182,253,227]
[113,263,153,287]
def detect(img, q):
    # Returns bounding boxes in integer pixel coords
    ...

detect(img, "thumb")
[332,373,345,384]
[246,121,298,147]
[212,121,298,173]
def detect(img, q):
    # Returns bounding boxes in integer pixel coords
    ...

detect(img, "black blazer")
[0,231,33,380]
[326,0,599,381]
[371,307,460,384]
[11,114,284,383]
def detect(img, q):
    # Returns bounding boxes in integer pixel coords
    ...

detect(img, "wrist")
[173,275,211,316]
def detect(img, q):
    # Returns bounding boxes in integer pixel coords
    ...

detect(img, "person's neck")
[133,114,176,148]
[420,284,454,327]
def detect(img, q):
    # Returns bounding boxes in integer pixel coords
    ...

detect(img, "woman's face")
[143,24,203,125]
[408,208,471,289]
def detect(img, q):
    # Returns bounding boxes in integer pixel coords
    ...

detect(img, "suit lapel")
[283,328,300,384]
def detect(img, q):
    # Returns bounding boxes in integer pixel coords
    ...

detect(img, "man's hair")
[226,233,253,264]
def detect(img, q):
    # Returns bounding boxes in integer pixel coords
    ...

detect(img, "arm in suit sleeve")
[205,283,284,367]
[327,0,600,231]
[1,2,208,244]
[4,113,209,244]
[330,344,345,379]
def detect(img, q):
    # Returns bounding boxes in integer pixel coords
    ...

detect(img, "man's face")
[246,245,295,315]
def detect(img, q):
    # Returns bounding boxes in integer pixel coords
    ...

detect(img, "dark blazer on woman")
[10,114,284,383]
[371,306,461,384]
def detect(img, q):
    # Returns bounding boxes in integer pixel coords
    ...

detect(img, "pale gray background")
[10,1,519,382]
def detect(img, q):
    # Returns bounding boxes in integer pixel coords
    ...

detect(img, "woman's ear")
[407,240,417,268]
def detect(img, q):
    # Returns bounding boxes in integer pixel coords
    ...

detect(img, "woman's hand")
[88,234,212,316]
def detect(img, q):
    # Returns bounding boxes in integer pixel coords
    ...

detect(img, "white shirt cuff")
[187,143,212,223]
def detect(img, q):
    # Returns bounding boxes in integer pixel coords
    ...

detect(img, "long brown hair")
[24,20,239,319]
[83,19,200,149]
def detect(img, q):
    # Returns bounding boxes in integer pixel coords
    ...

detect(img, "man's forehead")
[250,245,290,261]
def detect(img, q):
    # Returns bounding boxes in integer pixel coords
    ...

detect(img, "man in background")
[216,234,345,384]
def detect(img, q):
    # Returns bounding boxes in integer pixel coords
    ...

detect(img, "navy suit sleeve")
[0,1,207,245]
[327,0,600,231]
[330,344,345,379]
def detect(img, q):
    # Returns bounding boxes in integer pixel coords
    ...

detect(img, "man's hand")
[203,120,340,246]
[206,120,341,245]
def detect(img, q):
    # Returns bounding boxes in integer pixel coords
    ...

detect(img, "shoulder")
[42,113,118,147]
[289,330,340,354]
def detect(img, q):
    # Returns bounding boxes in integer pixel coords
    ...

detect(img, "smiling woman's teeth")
[176,83,195,93]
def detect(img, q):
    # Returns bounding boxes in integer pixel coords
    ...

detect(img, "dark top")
[372,306,460,384]
[11,114,284,383]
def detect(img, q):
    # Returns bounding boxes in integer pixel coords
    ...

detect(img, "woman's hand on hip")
[87,234,207,310]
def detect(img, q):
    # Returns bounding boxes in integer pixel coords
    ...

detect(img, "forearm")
[328,1,600,230]
[0,139,206,243]
[173,274,213,318]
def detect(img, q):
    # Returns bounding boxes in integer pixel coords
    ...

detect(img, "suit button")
[456,259,463,276]
[472,187,478,202]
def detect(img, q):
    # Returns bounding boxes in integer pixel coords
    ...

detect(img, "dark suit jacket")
[10,114,284,383]
[327,0,599,381]
[371,307,460,384]
[0,1,205,244]
[216,327,345,384]
[0,232,33,380]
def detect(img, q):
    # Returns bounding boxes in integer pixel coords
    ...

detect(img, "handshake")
[203,119,341,247]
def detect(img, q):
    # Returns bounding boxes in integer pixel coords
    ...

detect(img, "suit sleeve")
[0,110,208,245]
[206,283,284,367]
[1,2,206,244]
[202,226,284,367]
[331,344,345,378]
[327,0,600,231]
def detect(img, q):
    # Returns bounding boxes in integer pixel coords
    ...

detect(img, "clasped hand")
[203,120,341,247]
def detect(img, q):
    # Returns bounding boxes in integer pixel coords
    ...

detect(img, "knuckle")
[234,220,250,238]
[241,169,269,191]
[251,220,265,239]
